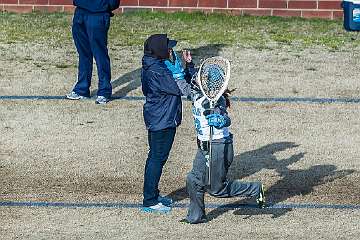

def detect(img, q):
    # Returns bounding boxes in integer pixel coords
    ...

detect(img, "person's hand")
[206,113,225,128]
[182,50,192,63]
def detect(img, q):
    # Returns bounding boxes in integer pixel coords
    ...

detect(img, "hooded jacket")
[141,34,183,131]
[73,0,120,14]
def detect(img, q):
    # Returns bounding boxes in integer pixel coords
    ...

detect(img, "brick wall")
[0,0,343,19]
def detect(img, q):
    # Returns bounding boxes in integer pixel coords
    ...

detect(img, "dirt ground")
[2,43,360,98]
[0,42,360,239]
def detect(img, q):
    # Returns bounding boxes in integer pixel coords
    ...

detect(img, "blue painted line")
[231,97,360,104]
[0,95,66,100]
[0,201,359,210]
[0,201,140,209]
[1,95,360,104]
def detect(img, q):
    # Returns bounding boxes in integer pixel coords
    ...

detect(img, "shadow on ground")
[168,142,355,221]
[90,44,225,97]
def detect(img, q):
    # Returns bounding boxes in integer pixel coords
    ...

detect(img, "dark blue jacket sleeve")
[73,0,120,12]
[157,68,182,96]
[147,66,181,96]
[108,0,120,11]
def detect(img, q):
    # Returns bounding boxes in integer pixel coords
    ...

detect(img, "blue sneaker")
[158,195,173,207]
[142,203,171,214]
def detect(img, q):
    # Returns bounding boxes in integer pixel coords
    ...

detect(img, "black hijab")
[144,34,169,60]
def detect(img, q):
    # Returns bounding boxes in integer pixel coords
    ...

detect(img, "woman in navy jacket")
[141,34,193,213]
[66,0,120,104]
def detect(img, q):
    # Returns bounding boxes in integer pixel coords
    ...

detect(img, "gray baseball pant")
[186,140,261,223]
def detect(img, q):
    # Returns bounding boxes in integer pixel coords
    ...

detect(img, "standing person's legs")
[209,142,262,198]
[72,11,93,98]
[85,13,112,99]
[186,149,208,223]
[143,128,176,207]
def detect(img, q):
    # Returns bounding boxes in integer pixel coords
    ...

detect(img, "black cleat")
[179,217,207,224]
[257,184,266,208]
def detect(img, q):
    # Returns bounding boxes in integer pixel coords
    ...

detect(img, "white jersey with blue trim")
[192,95,230,141]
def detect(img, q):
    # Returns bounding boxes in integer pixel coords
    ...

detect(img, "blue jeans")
[143,128,176,207]
[72,9,112,98]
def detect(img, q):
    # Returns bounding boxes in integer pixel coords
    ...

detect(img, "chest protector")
[192,96,229,141]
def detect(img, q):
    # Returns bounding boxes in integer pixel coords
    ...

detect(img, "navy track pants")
[72,9,112,98]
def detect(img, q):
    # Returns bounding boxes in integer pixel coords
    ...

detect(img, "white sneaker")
[95,96,110,104]
[141,203,171,214]
[66,91,88,100]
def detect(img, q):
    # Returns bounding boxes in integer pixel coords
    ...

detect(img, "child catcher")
[166,54,266,224]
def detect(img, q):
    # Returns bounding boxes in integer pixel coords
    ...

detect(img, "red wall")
[0,0,343,19]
